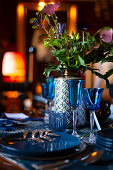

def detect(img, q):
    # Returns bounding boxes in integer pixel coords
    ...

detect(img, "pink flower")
[100,28,113,43]
[41,2,60,16]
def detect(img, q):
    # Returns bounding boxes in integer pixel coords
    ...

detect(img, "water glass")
[49,111,67,131]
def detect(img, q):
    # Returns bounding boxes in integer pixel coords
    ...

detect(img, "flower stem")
[83,31,84,44]
[52,15,59,38]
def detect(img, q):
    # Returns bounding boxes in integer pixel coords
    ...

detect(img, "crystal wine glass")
[41,83,47,98]
[82,88,104,143]
[68,79,84,137]
[41,78,55,111]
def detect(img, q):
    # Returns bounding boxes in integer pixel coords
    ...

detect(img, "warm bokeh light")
[38,2,46,11]
[2,52,26,82]
[37,1,55,11]
[91,151,98,157]
[36,83,42,94]
[68,5,78,36]
[6,91,19,98]
[17,3,25,56]
[17,3,24,17]
[49,2,54,4]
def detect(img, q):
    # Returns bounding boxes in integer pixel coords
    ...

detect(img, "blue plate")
[0,131,80,157]
[0,142,86,160]
[96,143,113,152]
[96,138,113,148]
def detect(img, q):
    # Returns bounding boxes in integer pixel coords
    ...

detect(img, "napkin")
[5,113,29,119]
[4,113,44,121]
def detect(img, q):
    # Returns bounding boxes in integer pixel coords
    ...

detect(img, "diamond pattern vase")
[54,77,87,129]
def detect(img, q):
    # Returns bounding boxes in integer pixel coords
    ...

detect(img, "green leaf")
[78,55,87,67]
[43,64,61,77]
[53,49,66,62]
[32,26,38,29]
[36,11,40,16]
[30,18,36,24]
[76,33,80,40]
[104,69,113,78]
[49,27,54,36]
[110,48,113,55]
[101,26,112,30]
[88,67,110,88]
[43,15,47,24]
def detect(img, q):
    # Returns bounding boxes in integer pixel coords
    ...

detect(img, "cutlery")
[45,132,60,137]
[35,149,104,169]
[32,129,38,138]
[32,137,44,143]
[23,129,30,139]
[39,130,53,142]
[40,135,53,142]
[31,129,45,143]
[24,129,59,143]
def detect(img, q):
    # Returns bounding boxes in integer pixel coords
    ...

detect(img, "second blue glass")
[68,79,83,136]
[82,88,104,143]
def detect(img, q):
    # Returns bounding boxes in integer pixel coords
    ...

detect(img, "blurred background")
[0,0,113,113]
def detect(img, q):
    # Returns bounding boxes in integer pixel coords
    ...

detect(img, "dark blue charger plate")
[96,128,113,142]
[96,143,113,152]
[0,142,86,160]
[96,138,113,148]
[0,132,80,157]
[96,141,113,152]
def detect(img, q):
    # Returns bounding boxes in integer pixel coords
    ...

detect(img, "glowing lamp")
[2,52,26,82]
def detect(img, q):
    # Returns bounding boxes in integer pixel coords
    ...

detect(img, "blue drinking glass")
[46,78,55,102]
[82,88,104,143]
[68,79,84,136]
[41,78,55,111]
[41,83,47,98]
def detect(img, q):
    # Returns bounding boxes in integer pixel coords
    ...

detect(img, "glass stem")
[89,110,95,143]
[90,110,94,133]
[72,107,78,136]
[47,100,51,111]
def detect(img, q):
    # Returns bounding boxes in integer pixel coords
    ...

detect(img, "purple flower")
[100,28,113,43]
[59,23,66,33]
[41,2,60,16]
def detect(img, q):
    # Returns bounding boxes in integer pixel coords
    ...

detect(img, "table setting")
[0,82,113,170]
[0,73,113,169]
[1,2,113,170]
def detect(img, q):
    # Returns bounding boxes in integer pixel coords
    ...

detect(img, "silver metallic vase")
[54,77,87,129]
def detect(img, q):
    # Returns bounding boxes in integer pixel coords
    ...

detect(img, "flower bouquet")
[30,2,113,88]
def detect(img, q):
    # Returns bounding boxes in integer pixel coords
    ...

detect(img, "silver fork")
[32,129,38,138]
[31,129,44,143]
[23,129,30,139]
[39,130,53,142]
[45,131,60,137]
